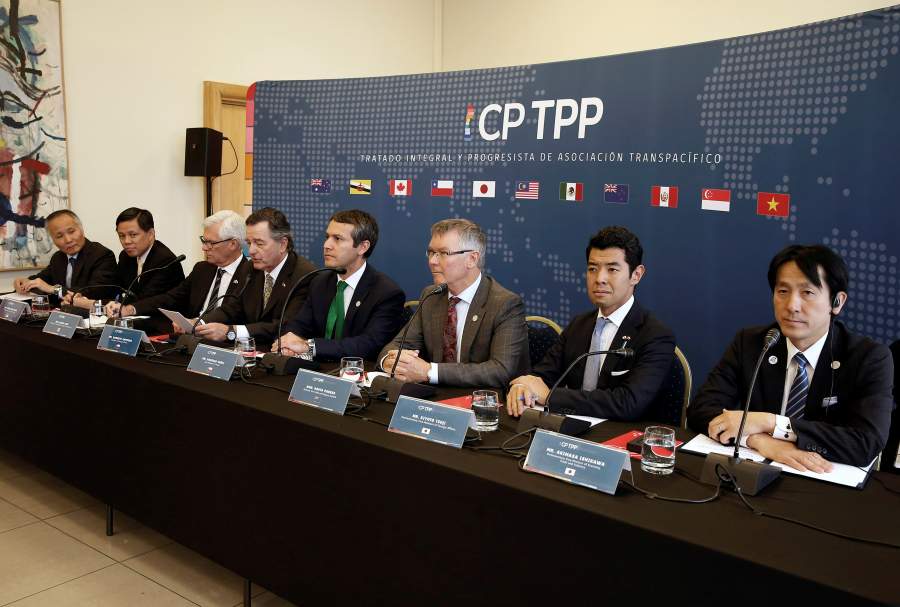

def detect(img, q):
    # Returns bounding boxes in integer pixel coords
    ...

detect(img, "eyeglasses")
[425,249,473,260]
[199,236,235,248]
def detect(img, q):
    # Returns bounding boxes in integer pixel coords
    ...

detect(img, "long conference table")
[1,319,899,606]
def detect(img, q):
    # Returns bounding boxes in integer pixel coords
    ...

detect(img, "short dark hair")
[115,207,154,231]
[46,209,81,226]
[246,207,293,251]
[767,245,849,299]
[585,226,643,274]
[329,209,379,257]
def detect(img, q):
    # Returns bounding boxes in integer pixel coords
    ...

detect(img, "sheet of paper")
[159,308,197,332]
[1,293,34,302]
[567,415,606,428]
[681,434,767,462]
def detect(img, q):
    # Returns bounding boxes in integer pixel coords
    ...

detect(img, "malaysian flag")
[515,181,540,199]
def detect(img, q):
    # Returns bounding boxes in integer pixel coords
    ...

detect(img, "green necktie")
[325,281,349,339]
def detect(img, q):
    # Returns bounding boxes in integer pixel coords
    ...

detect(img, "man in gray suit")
[379,219,529,389]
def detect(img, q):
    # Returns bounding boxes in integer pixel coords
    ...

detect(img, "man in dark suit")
[68,207,184,314]
[688,245,894,470]
[505,226,675,420]
[14,209,117,300]
[199,207,315,348]
[107,210,251,328]
[274,209,405,361]
[379,219,529,389]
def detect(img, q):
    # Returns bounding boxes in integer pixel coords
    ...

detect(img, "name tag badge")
[43,311,82,339]
[288,369,357,415]
[187,344,239,380]
[524,429,628,495]
[388,396,476,449]
[0,299,28,323]
[96,325,147,357]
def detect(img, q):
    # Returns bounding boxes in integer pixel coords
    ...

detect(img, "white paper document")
[682,434,875,488]
[1,293,34,302]
[159,308,199,332]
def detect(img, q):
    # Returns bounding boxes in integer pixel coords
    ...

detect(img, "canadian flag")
[472,180,496,198]
[389,179,411,196]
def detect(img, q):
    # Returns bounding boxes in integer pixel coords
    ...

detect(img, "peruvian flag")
[389,179,411,196]
[701,188,731,212]
[651,186,678,208]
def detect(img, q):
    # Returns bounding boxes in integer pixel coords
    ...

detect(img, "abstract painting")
[0,0,67,272]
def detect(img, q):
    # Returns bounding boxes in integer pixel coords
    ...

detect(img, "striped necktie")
[581,316,609,392]
[785,352,810,419]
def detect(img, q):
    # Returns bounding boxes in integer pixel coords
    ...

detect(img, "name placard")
[0,299,28,323]
[187,343,239,381]
[96,324,146,357]
[524,429,628,495]
[388,396,475,449]
[288,369,355,415]
[43,311,82,339]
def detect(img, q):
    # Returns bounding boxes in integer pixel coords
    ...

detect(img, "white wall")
[3,0,893,291]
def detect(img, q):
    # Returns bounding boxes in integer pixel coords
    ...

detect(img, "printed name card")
[0,299,28,323]
[388,396,475,449]
[186,343,239,380]
[288,369,355,415]
[96,325,146,357]
[42,311,82,339]
[524,429,629,495]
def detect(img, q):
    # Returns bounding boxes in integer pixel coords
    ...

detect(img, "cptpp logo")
[466,97,604,141]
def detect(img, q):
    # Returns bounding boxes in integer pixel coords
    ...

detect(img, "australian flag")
[310,179,331,193]
[603,183,629,204]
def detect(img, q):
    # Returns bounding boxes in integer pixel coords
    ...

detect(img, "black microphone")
[260,266,345,375]
[516,346,634,437]
[191,273,253,335]
[119,254,186,318]
[370,283,448,403]
[700,327,782,495]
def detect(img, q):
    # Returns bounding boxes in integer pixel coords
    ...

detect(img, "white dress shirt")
[594,295,635,373]
[202,254,245,312]
[429,273,482,384]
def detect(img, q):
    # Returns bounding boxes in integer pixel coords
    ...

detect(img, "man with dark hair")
[14,209,117,300]
[69,207,184,314]
[274,209,405,361]
[198,207,315,348]
[688,244,894,470]
[379,218,529,389]
[506,225,675,420]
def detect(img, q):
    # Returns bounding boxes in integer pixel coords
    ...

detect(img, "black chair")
[525,315,562,367]
[401,300,418,325]
[648,346,693,428]
[883,340,900,473]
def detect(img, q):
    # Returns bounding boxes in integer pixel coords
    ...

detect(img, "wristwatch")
[300,338,316,361]
[226,325,236,341]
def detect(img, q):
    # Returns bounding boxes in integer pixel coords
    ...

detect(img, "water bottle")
[92,299,103,324]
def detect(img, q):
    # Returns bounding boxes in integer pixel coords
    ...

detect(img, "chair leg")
[106,504,114,536]
[244,579,252,606]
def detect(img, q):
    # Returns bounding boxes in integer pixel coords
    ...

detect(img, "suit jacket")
[115,240,185,302]
[203,251,316,347]
[882,339,899,472]
[31,239,118,299]
[282,264,405,361]
[534,302,676,421]
[378,275,529,389]
[132,257,252,319]
[687,321,894,466]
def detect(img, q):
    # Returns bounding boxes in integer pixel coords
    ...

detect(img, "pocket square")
[610,369,630,376]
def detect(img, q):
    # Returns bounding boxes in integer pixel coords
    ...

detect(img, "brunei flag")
[349,179,372,194]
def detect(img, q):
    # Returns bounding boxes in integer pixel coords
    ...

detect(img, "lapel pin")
[355,301,361,307]
[472,314,479,322]
[768,355,778,365]
[831,360,841,370]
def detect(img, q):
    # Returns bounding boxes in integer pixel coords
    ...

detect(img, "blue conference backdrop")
[251,5,900,385]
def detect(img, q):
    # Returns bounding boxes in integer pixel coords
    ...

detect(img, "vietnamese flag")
[756,192,790,217]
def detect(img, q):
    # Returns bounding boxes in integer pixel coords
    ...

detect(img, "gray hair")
[203,210,246,242]
[431,218,486,268]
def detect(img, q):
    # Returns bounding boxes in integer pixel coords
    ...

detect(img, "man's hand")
[71,294,94,310]
[15,277,52,294]
[708,410,775,445]
[747,434,834,473]
[392,350,430,383]
[272,332,308,356]
[506,375,551,416]
[194,322,229,342]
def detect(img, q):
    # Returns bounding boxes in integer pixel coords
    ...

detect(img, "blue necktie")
[66,256,76,288]
[581,316,609,392]
[785,352,809,419]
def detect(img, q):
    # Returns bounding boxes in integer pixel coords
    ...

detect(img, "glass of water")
[472,389,501,432]
[234,336,257,368]
[340,357,365,384]
[113,317,133,329]
[31,295,51,318]
[640,426,676,475]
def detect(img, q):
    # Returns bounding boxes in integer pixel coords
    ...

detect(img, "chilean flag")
[431,180,453,197]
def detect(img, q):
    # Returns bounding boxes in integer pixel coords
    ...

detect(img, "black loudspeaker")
[184,127,223,177]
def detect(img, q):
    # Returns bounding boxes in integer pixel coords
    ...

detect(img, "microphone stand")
[516,346,634,437]
[700,328,782,496]
[175,275,252,355]
[118,254,187,319]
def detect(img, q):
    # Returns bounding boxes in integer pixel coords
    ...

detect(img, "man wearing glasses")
[378,218,529,389]
[108,210,251,329]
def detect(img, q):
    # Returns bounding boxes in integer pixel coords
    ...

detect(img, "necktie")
[581,316,610,392]
[209,268,226,309]
[442,296,461,363]
[136,258,144,278]
[785,352,810,419]
[325,281,349,339]
[66,256,76,288]
[263,273,275,309]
